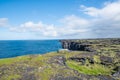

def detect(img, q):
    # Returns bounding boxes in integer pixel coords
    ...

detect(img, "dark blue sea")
[0,40,62,59]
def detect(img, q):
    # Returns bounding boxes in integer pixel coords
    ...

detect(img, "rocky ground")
[0,38,120,80]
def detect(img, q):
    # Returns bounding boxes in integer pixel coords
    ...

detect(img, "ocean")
[0,40,62,58]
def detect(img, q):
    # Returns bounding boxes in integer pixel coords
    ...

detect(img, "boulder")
[112,71,120,79]
[69,57,86,65]
[112,66,120,78]
[69,57,95,65]
[50,56,66,66]
[87,58,94,64]
[100,56,113,65]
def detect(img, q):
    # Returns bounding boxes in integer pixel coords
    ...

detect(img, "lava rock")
[114,66,120,72]
[97,75,115,80]
[87,58,94,64]
[60,40,92,51]
[69,57,86,65]
[100,56,113,65]
[112,66,120,78]
[112,71,120,78]
[21,73,36,80]
[51,75,81,80]
[50,56,66,66]
[84,47,95,52]
[69,57,95,65]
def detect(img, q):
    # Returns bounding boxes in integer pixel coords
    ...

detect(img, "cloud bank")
[10,21,57,37]
[2,0,120,39]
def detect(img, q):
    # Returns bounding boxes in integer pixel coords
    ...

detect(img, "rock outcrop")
[60,40,92,51]
[100,56,114,65]
[60,38,120,52]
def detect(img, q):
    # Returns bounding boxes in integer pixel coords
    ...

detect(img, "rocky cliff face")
[60,40,90,51]
[60,38,120,52]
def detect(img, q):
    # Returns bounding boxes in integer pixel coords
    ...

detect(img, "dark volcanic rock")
[50,56,66,66]
[21,73,36,80]
[60,39,120,52]
[51,75,81,80]
[112,71,120,79]
[97,75,115,80]
[69,57,86,65]
[87,58,94,64]
[112,66,120,78]
[84,47,95,52]
[116,52,120,57]
[60,40,92,51]
[113,66,120,72]
[100,56,113,65]
[69,57,95,65]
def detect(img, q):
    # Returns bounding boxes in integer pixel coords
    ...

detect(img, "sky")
[0,0,120,40]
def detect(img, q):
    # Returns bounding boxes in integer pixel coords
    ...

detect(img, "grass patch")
[1,74,21,80]
[93,55,101,63]
[0,56,31,66]
[63,51,87,59]
[66,60,111,75]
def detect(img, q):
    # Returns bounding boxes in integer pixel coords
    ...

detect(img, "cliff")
[60,38,120,52]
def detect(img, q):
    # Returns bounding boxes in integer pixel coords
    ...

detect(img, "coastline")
[0,38,120,80]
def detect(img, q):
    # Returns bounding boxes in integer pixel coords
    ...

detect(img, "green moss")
[93,55,101,63]
[64,51,80,59]
[1,74,21,80]
[66,60,111,75]
[0,56,31,66]
[38,67,53,80]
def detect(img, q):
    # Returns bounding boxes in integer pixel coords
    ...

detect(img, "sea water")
[0,40,62,58]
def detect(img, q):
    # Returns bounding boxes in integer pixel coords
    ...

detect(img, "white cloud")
[80,0,120,18]
[0,18,8,27]
[79,0,120,38]
[10,17,90,38]
[10,21,58,37]
[60,15,89,28]
[57,15,91,37]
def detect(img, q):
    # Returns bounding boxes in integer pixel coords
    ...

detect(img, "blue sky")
[0,0,120,40]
